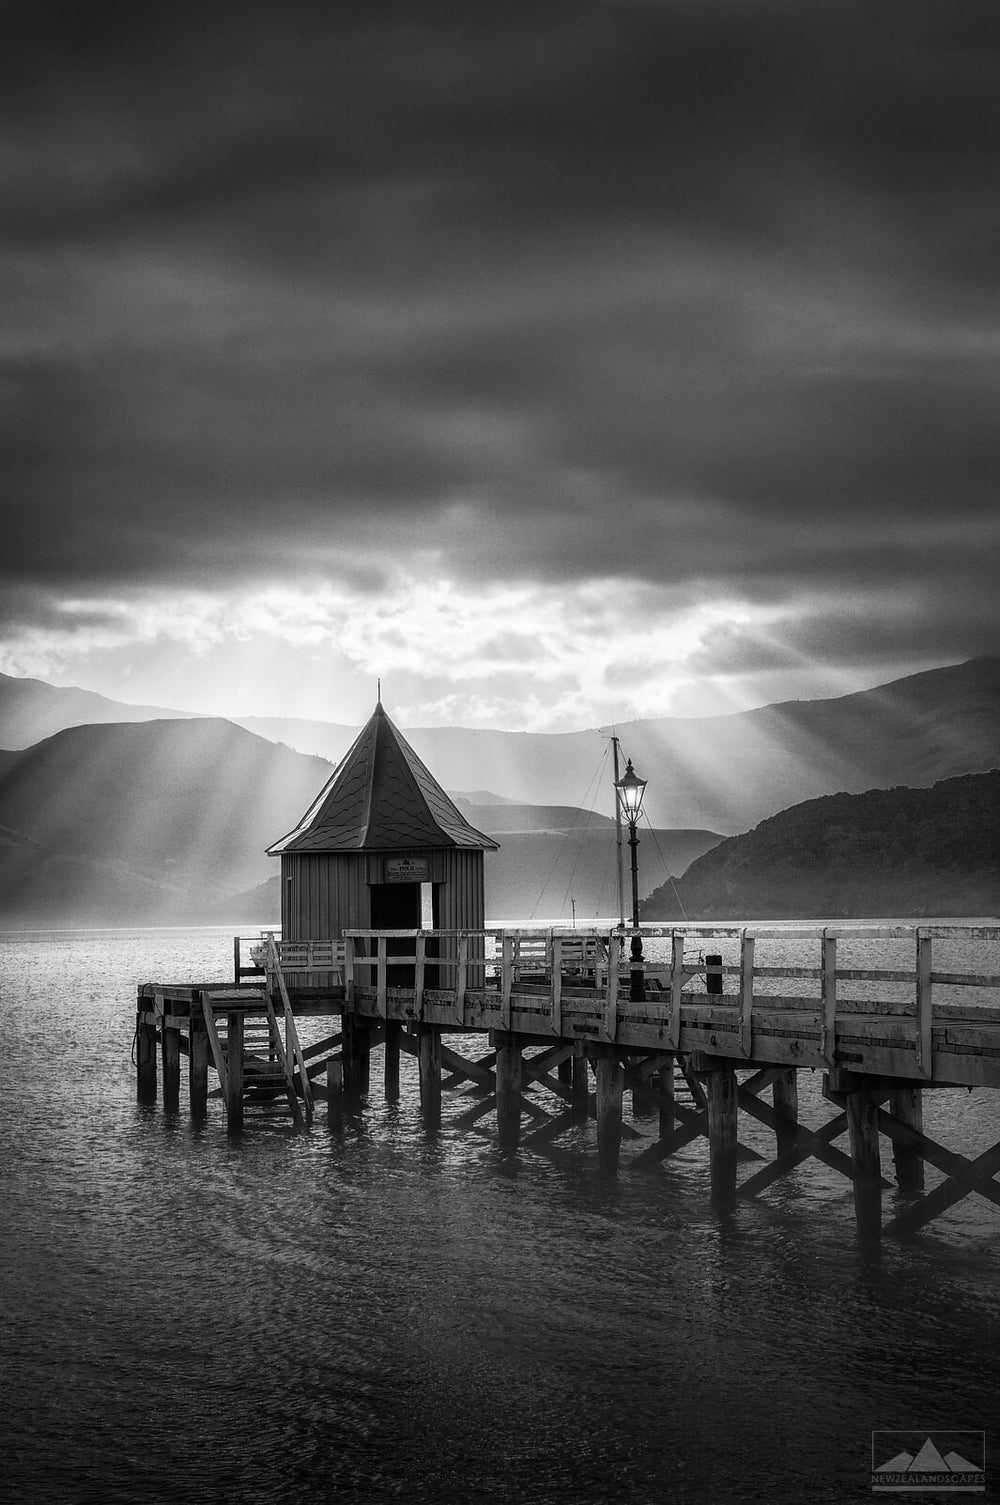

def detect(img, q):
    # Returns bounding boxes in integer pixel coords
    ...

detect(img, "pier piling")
[631,1073,658,1118]
[188,1017,208,1119]
[418,1023,442,1130]
[594,1047,624,1173]
[571,1052,590,1120]
[495,1032,522,1148]
[889,1086,925,1195]
[658,1057,675,1140]
[136,1012,157,1103]
[384,1020,401,1101]
[327,1059,344,1131]
[341,1012,367,1100]
[772,1069,799,1156]
[225,1011,244,1133]
[834,1070,882,1240]
[161,1021,181,1113]
[704,1059,738,1202]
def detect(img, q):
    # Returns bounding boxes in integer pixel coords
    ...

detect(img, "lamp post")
[615,757,647,1003]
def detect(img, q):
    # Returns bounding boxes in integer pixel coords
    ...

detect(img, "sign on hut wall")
[383,856,431,884]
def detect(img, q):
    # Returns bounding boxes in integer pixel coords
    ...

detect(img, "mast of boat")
[611,734,626,929]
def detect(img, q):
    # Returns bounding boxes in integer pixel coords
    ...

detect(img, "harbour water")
[2,926,999,1504]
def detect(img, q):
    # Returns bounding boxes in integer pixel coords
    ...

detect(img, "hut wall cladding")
[281,853,370,940]
[434,849,486,933]
[280,848,485,936]
[435,848,487,983]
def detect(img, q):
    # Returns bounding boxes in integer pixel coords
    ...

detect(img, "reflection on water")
[1,927,999,1505]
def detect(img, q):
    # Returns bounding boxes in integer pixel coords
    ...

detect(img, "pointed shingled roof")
[267,702,499,854]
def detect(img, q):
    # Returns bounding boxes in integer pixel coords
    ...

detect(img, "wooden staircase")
[201,979,313,1129]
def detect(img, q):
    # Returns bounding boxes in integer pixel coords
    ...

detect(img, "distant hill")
[453,796,615,833]
[482,826,723,922]
[0,671,197,749]
[642,770,1000,920]
[0,822,195,927]
[451,790,525,807]
[451,796,720,919]
[2,657,998,833]
[0,719,332,926]
[240,657,1000,831]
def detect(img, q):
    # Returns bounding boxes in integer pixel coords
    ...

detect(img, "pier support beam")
[631,1067,658,1119]
[557,1054,573,1089]
[831,1070,882,1240]
[704,1058,738,1202]
[594,1047,624,1174]
[161,1020,181,1113]
[359,1026,371,1096]
[188,1017,209,1119]
[384,1020,401,1102]
[658,1056,675,1141]
[226,1011,244,1133]
[889,1086,925,1195]
[418,1024,442,1131]
[571,1053,590,1121]
[327,1059,344,1132]
[341,1012,368,1101]
[495,1031,522,1149]
[772,1069,799,1156]
[136,1012,157,1103]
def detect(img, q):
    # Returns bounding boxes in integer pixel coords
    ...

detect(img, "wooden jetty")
[132,696,1000,1239]
[135,920,1000,1242]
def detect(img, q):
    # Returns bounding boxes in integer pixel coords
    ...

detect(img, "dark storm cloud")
[2,0,999,663]
[687,585,1000,680]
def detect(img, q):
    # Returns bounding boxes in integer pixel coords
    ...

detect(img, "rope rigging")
[640,807,689,921]
[555,745,613,919]
[527,745,611,921]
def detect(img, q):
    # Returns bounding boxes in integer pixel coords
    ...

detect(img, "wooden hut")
[266,700,498,942]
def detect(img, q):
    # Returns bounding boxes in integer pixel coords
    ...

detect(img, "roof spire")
[377,676,381,705]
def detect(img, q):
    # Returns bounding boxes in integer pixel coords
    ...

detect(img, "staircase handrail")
[260,989,306,1130]
[263,932,314,1120]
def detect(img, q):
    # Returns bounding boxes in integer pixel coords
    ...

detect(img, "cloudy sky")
[2,0,998,731]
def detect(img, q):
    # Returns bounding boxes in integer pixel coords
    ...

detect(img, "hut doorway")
[370,882,421,985]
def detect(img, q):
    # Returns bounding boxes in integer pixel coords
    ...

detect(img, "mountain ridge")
[0,718,332,923]
[3,657,997,831]
[0,670,201,748]
[642,770,1000,920]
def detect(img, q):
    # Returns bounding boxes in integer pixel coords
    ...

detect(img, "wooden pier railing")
[286,923,998,1088]
[225,923,1000,1086]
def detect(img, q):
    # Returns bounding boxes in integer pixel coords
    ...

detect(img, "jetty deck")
[135,922,1000,1241]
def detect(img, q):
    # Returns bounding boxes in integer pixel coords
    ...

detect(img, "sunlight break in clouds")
[0,578,787,730]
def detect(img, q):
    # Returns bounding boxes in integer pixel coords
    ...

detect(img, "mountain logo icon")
[872,1431,985,1493]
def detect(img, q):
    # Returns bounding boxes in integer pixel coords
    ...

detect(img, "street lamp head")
[615,758,647,824]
